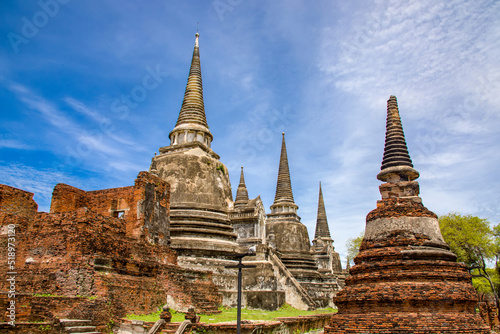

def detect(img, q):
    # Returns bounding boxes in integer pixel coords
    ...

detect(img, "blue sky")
[1,1,499,266]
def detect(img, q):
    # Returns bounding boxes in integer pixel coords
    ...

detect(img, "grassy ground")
[126,304,337,324]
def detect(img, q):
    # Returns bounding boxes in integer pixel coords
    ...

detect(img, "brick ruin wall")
[0,173,222,329]
[0,185,37,219]
[50,171,170,245]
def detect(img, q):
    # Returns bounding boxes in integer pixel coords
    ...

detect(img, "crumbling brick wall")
[49,183,88,213]
[0,172,221,327]
[0,184,37,219]
[50,171,170,245]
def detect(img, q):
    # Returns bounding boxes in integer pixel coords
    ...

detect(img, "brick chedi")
[231,167,266,249]
[148,33,345,310]
[149,32,243,306]
[229,167,286,310]
[267,133,337,308]
[312,182,344,287]
[234,167,250,208]
[149,33,240,257]
[324,96,489,333]
[267,133,319,278]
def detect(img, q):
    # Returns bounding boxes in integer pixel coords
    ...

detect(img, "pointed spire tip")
[235,165,249,206]
[378,95,419,182]
[314,181,331,240]
[272,131,295,206]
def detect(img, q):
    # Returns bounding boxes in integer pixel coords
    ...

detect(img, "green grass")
[126,308,186,323]
[125,304,337,324]
[33,293,61,297]
[200,304,336,323]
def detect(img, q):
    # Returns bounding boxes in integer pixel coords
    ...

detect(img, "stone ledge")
[325,312,489,333]
[119,312,335,334]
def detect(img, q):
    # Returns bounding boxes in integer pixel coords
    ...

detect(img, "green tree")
[346,232,364,266]
[493,224,500,271]
[439,213,499,305]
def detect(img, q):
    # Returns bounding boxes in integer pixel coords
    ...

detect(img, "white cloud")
[320,0,500,113]
[6,83,149,175]
[64,97,103,123]
[15,88,74,130]
[107,160,146,173]
[291,0,500,258]
[0,163,99,213]
[64,97,147,152]
[0,139,32,150]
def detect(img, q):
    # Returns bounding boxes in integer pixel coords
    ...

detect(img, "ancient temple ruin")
[0,33,344,331]
[1,28,493,332]
[324,96,489,333]
[148,32,244,307]
[146,32,342,309]
[0,173,222,332]
[230,167,266,250]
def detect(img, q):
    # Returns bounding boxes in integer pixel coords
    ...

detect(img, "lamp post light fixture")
[225,246,257,334]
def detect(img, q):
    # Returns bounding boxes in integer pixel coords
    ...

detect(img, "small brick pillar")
[160,305,172,323]
[479,302,489,326]
[487,300,500,331]
[185,306,200,324]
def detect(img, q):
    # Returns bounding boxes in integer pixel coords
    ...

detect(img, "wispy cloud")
[0,163,99,212]
[107,160,146,173]
[64,97,147,151]
[320,1,500,112]
[0,139,32,150]
[10,84,74,130]
[294,0,500,261]
[64,97,103,123]
[6,83,148,174]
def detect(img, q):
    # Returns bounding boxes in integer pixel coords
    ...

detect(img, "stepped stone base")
[325,312,489,333]
[61,319,100,334]
[177,247,292,311]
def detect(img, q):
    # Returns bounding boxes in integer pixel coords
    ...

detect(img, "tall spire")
[168,32,213,148]
[314,182,331,240]
[234,167,249,207]
[175,32,207,128]
[273,132,295,206]
[377,95,419,182]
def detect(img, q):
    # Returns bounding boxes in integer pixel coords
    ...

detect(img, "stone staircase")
[161,321,192,333]
[181,275,221,314]
[190,293,220,314]
[60,319,100,334]
[268,249,318,310]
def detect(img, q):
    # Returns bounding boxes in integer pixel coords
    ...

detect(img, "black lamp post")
[225,247,257,334]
